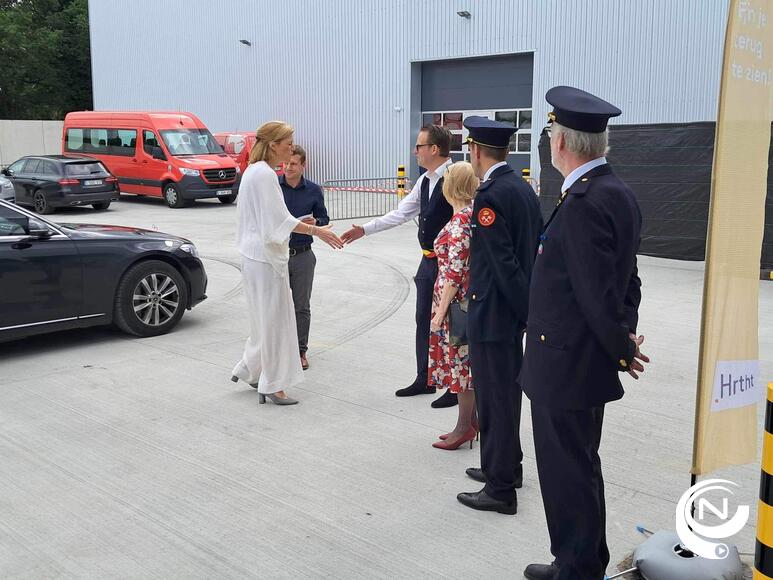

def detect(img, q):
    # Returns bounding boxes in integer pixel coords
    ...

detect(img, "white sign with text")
[710,359,762,412]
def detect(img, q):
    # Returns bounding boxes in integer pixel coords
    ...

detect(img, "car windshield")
[160,129,224,156]
[66,162,109,177]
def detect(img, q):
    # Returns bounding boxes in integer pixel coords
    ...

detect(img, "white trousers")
[232,257,305,394]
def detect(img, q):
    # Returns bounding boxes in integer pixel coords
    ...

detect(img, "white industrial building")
[87,0,729,183]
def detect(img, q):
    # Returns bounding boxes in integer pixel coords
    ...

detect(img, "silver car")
[0,174,14,202]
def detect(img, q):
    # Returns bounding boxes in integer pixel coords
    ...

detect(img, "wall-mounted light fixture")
[456,10,471,19]
[239,39,252,46]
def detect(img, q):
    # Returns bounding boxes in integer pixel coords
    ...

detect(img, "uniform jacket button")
[619,359,628,367]
[472,294,476,300]
[540,334,546,341]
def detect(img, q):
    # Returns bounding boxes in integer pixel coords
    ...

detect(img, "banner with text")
[692,0,773,474]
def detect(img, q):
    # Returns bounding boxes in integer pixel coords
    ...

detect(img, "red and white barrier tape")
[324,187,401,193]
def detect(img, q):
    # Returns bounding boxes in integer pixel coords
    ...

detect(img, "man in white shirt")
[341,125,457,408]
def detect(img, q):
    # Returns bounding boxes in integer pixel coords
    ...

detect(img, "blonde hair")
[442,161,478,204]
[248,121,294,165]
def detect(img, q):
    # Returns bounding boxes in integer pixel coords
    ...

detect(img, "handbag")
[448,298,469,346]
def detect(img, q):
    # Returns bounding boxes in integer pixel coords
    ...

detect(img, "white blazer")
[236,161,299,273]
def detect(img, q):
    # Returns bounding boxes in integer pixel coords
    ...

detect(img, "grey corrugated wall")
[88,0,729,182]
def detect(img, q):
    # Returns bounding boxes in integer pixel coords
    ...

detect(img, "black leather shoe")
[431,389,458,408]
[465,466,523,488]
[466,467,485,483]
[523,563,558,580]
[395,382,435,397]
[456,489,517,515]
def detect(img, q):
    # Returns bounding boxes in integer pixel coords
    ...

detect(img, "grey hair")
[552,122,609,159]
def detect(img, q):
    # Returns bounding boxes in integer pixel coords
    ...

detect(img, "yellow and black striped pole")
[397,164,406,198]
[755,383,773,579]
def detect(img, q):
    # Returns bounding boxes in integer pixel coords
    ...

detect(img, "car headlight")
[1,182,12,191]
[235,165,241,174]
[179,243,200,258]
[179,168,200,176]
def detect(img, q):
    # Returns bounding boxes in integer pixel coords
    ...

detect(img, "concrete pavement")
[0,195,771,579]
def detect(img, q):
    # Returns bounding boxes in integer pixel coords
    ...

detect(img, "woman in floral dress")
[428,162,478,450]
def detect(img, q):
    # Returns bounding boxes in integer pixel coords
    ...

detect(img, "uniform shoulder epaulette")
[477,178,495,194]
[568,176,592,198]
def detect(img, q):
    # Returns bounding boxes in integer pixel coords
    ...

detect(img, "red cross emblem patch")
[478,207,496,227]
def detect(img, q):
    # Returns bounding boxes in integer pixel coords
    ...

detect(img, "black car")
[1,155,120,215]
[0,199,207,342]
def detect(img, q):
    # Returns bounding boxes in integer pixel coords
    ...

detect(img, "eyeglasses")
[414,143,433,151]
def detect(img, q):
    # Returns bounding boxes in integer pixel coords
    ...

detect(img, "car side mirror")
[2,168,12,176]
[152,147,166,161]
[26,218,53,239]
[28,226,53,239]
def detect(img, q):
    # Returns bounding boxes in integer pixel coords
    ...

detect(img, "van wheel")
[92,201,110,210]
[163,183,188,208]
[33,191,54,214]
[114,260,188,337]
[218,194,236,204]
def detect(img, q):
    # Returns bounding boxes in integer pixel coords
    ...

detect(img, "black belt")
[289,245,312,256]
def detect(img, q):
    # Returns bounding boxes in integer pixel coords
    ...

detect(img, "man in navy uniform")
[521,87,650,580]
[341,125,459,409]
[456,117,543,515]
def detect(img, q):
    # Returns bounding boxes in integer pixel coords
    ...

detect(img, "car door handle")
[141,160,148,164]
[132,158,138,163]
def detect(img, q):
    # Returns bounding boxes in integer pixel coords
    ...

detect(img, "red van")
[63,112,240,208]
[214,131,284,176]
[213,132,254,173]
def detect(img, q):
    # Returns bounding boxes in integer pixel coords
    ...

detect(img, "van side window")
[84,129,108,154]
[226,135,246,155]
[65,128,84,152]
[143,130,163,158]
[109,129,137,157]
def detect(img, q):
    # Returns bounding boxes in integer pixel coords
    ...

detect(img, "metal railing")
[323,177,412,221]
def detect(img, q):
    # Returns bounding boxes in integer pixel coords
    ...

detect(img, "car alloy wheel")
[132,273,180,326]
[33,191,52,214]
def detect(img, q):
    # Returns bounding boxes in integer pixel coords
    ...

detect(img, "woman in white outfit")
[231,121,343,405]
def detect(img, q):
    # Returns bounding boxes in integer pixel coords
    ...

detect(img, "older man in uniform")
[521,86,650,580]
[456,117,543,515]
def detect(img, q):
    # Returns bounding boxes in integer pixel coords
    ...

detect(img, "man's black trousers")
[470,341,524,502]
[531,403,608,580]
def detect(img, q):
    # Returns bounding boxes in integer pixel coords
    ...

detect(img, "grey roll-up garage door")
[421,53,534,112]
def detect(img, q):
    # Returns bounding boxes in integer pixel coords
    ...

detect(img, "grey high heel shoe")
[258,392,299,405]
[231,375,258,389]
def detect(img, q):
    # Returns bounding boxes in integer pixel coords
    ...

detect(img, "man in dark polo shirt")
[280,145,329,371]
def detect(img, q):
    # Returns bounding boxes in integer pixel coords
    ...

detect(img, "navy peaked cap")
[463,116,516,149]
[545,86,621,133]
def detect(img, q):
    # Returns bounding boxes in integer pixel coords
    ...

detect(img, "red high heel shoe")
[432,426,477,450]
[439,420,479,441]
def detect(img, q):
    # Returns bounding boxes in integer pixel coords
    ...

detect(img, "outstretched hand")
[314,224,344,249]
[627,333,650,379]
[341,225,365,244]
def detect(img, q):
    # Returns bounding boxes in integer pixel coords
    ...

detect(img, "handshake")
[299,217,367,251]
